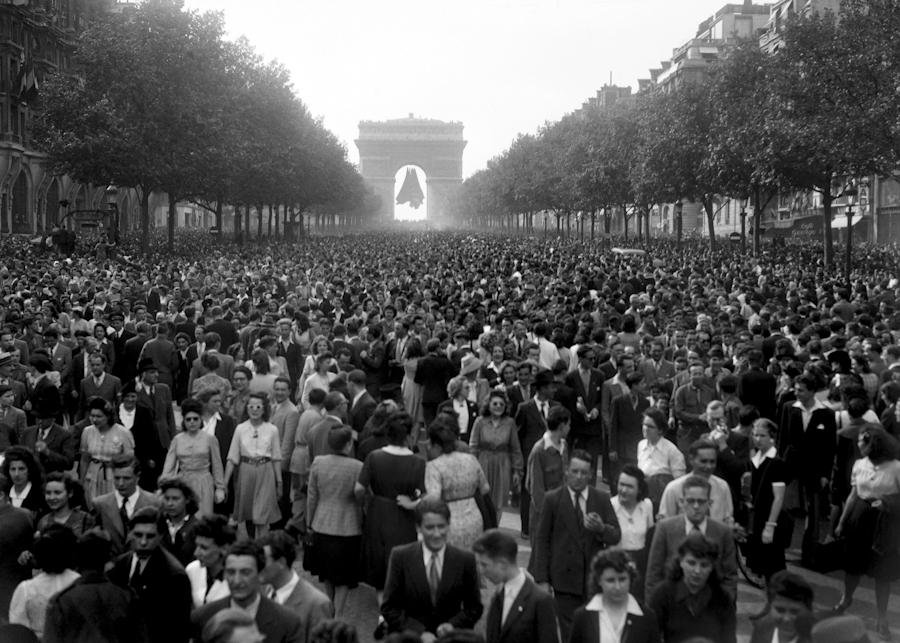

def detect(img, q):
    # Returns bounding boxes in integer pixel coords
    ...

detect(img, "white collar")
[273,571,300,605]
[230,593,261,618]
[352,389,365,406]
[793,398,827,412]
[685,517,708,535]
[9,481,32,504]
[381,445,413,456]
[541,431,564,451]
[423,544,446,568]
[115,488,140,507]
[584,594,644,615]
[751,446,777,469]
[502,567,527,599]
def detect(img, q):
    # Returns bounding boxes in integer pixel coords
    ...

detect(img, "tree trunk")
[645,206,651,241]
[234,204,242,244]
[140,188,150,255]
[215,199,223,232]
[822,181,834,267]
[267,205,273,237]
[256,204,263,240]
[590,210,595,242]
[167,193,176,251]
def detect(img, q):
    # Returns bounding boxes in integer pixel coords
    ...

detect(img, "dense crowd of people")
[0,228,898,643]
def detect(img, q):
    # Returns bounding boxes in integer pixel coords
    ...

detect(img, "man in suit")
[78,353,122,419]
[359,324,386,400]
[0,352,28,408]
[645,475,737,602]
[43,327,73,401]
[122,322,152,385]
[191,540,305,643]
[672,364,718,452]
[185,324,206,365]
[19,408,75,472]
[259,530,333,643]
[135,357,176,451]
[748,570,814,643]
[514,369,557,539]
[779,373,837,567]
[608,371,650,484]
[138,321,178,389]
[108,506,191,643]
[270,377,300,522]
[385,319,412,385]
[276,318,304,396]
[347,369,376,437]
[474,528,559,643]
[739,349,777,421]
[205,306,239,352]
[109,312,136,381]
[415,338,457,426]
[639,340,676,392]
[91,455,162,556]
[0,383,26,450]
[564,346,605,483]
[530,449,621,640]
[381,498,483,640]
[506,360,535,419]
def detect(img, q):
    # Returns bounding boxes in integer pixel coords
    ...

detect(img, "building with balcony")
[759,0,841,52]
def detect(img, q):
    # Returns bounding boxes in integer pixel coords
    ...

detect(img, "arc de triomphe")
[355,115,466,222]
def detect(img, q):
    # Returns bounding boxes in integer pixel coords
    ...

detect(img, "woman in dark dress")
[355,410,426,601]
[742,418,789,582]
[648,533,737,643]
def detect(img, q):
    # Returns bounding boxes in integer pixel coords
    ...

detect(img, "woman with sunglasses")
[162,398,225,517]
[833,426,900,640]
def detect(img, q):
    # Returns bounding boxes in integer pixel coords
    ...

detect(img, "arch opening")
[394,165,427,222]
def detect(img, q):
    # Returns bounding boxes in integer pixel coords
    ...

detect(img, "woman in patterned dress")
[224,392,282,537]
[79,397,134,504]
[162,398,225,516]
[424,416,490,550]
[469,389,522,511]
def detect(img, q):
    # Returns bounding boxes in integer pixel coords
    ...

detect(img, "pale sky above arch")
[183,0,739,177]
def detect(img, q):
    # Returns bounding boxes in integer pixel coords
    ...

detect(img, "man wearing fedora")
[515,369,558,539]
[19,403,75,473]
[459,352,490,409]
[135,358,175,457]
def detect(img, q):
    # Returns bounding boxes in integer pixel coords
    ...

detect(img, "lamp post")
[843,182,858,287]
[738,197,748,254]
[105,185,119,245]
[674,199,683,250]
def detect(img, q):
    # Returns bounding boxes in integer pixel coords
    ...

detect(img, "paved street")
[295,507,900,642]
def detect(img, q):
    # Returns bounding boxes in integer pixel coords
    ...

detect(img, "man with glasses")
[658,439,734,526]
[645,475,737,602]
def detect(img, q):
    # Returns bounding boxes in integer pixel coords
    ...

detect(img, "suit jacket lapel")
[499,578,532,639]
[486,589,503,641]
[413,544,433,605]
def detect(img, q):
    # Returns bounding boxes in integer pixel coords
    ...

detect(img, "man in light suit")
[644,474,737,602]
[639,340,676,392]
[91,455,162,556]
[270,377,300,522]
[514,369,558,538]
[43,327,73,399]
[347,369,376,437]
[381,498,483,640]
[191,540,305,643]
[78,354,122,419]
[474,529,559,643]
[135,358,176,451]
[530,449,621,640]
[259,530,333,643]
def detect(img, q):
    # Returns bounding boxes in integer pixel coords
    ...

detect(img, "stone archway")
[355,115,465,222]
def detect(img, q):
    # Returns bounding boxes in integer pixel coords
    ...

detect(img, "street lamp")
[843,181,858,286]
[739,197,748,254]
[105,185,119,244]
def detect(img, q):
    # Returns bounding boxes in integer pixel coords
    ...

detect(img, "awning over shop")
[831,214,863,229]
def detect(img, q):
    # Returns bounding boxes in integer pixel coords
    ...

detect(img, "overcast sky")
[183,0,754,177]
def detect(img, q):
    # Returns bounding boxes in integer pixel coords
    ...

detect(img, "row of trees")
[35,0,374,253]
[451,0,900,265]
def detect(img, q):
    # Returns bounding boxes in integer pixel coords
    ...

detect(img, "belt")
[240,456,272,465]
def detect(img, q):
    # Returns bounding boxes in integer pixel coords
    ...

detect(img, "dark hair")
[668,532,721,583]
[327,426,354,453]
[547,406,571,432]
[861,426,900,464]
[384,410,413,446]
[43,471,86,510]
[129,506,161,532]
[738,404,760,426]
[250,348,270,375]
[323,391,347,413]
[618,464,649,501]
[258,530,297,568]
[32,524,76,573]
[1,446,43,490]
[472,528,517,563]
[308,388,328,407]
[569,448,593,468]
[193,514,236,547]
[688,439,717,459]
[75,530,113,570]
[181,397,204,419]
[226,539,266,572]
[309,620,359,643]
[643,408,668,433]
[201,352,221,372]
[752,418,779,441]
[767,569,814,610]
[111,454,140,474]
[427,416,459,454]
[158,477,199,515]
[718,375,738,395]
[273,376,292,390]
[86,396,116,425]
[247,392,270,420]
[588,548,638,595]
[0,471,11,496]
[415,497,451,525]
[682,474,712,497]
[480,389,509,417]
[232,365,252,380]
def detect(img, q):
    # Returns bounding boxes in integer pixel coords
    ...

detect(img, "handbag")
[474,492,498,530]
[301,531,318,574]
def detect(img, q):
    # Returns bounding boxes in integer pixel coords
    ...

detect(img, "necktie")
[574,491,584,529]
[119,495,130,531]
[428,553,440,604]
[581,369,590,393]
[691,522,701,533]
[129,557,142,592]
[498,586,507,625]
[541,402,548,420]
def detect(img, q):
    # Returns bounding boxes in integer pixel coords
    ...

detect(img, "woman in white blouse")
[611,464,654,600]
[636,408,685,514]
